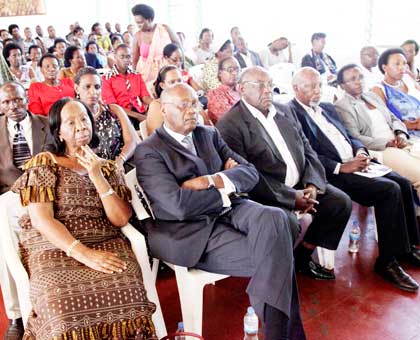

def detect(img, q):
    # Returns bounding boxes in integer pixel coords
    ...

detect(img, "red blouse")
[207,84,240,124]
[28,78,75,116]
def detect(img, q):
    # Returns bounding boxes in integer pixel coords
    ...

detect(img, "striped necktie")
[182,135,197,156]
[12,123,31,169]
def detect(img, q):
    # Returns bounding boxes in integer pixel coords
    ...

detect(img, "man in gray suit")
[217,67,352,281]
[335,64,420,201]
[0,81,51,339]
[133,83,306,339]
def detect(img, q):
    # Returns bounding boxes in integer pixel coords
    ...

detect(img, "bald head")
[360,46,379,69]
[239,66,269,83]
[292,67,322,107]
[239,66,273,115]
[161,83,200,135]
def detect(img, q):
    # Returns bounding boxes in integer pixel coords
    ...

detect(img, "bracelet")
[66,239,81,257]
[100,188,115,199]
[118,152,127,163]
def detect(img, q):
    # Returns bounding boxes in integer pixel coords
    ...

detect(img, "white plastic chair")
[124,169,228,335]
[0,189,167,338]
[188,64,205,89]
[139,120,149,141]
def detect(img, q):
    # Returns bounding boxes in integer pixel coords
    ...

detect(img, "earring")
[76,92,80,99]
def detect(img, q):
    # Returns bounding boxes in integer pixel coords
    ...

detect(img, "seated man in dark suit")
[288,67,420,292]
[0,81,51,339]
[216,66,352,280]
[133,83,306,339]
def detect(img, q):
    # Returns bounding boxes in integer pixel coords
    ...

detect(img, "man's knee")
[260,206,296,240]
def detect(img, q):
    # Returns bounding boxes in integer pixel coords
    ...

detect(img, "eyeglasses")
[242,80,275,91]
[222,67,240,74]
[162,101,203,112]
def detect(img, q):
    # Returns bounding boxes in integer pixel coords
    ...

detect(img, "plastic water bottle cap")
[247,306,255,314]
[177,321,184,330]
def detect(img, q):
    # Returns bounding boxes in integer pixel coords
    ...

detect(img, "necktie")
[12,123,31,168]
[182,135,197,156]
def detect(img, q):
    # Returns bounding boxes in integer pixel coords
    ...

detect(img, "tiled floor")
[1,210,420,339]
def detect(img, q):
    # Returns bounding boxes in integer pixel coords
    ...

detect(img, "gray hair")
[292,67,321,87]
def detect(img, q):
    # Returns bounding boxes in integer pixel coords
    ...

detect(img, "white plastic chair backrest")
[139,120,149,141]
[0,191,31,326]
[188,64,205,88]
[124,168,155,220]
[269,62,295,92]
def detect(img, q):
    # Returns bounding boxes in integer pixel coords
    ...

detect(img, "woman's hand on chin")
[75,145,108,180]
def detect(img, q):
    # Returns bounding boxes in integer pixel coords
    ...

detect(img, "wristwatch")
[207,175,215,188]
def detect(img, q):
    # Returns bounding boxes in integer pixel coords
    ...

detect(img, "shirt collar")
[7,112,31,130]
[243,99,277,121]
[163,124,193,145]
[295,98,317,114]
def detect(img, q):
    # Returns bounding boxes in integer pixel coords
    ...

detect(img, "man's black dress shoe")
[296,259,335,280]
[398,247,420,267]
[374,260,419,292]
[6,318,24,340]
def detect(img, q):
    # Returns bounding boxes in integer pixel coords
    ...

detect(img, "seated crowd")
[2,3,420,340]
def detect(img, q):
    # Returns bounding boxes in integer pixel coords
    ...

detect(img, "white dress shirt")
[239,52,253,68]
[359,65,383,90]
[243,100,300,187]
[296,100,355,174]
[366,108,395,140]
[163,124,235,207]
[7,114,33,155]
[259,48,288,68]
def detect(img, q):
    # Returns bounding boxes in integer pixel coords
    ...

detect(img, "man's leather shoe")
[296,259,335,280]
[6,318,24,340]
[399,247,420,267]
[374,260,419,292]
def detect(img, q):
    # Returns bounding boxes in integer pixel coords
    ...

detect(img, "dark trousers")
[300,183,352,250]
[328,171,419,263]
[195,199,306,340]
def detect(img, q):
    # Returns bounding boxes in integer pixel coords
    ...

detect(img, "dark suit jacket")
[0,112,51,194]
[216,100,326,210]
[133,125,259,267]
[234,50,263,69]
[288,99,366,176]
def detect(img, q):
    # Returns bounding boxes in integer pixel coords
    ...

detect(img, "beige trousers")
[0,251,21,320]
[374,147,420,200]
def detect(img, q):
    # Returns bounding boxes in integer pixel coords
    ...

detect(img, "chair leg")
[174,267,204,335]
[152,258,159,285]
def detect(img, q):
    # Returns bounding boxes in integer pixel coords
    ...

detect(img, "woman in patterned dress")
[12,97,157,340]
[74,67,139,169]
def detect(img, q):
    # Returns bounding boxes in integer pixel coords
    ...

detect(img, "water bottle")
[244,306,259,340]
[175,321,186,340]
[348,221,361,253]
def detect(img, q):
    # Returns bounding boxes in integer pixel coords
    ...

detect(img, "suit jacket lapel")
[31,113,47,155]
[156,127,208,176]
[240,101,285,163]
[293,99,341,158]
[345,94,372,130]
[273,113,302,170]
[0,116,13,164]
[319,105,352,145]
